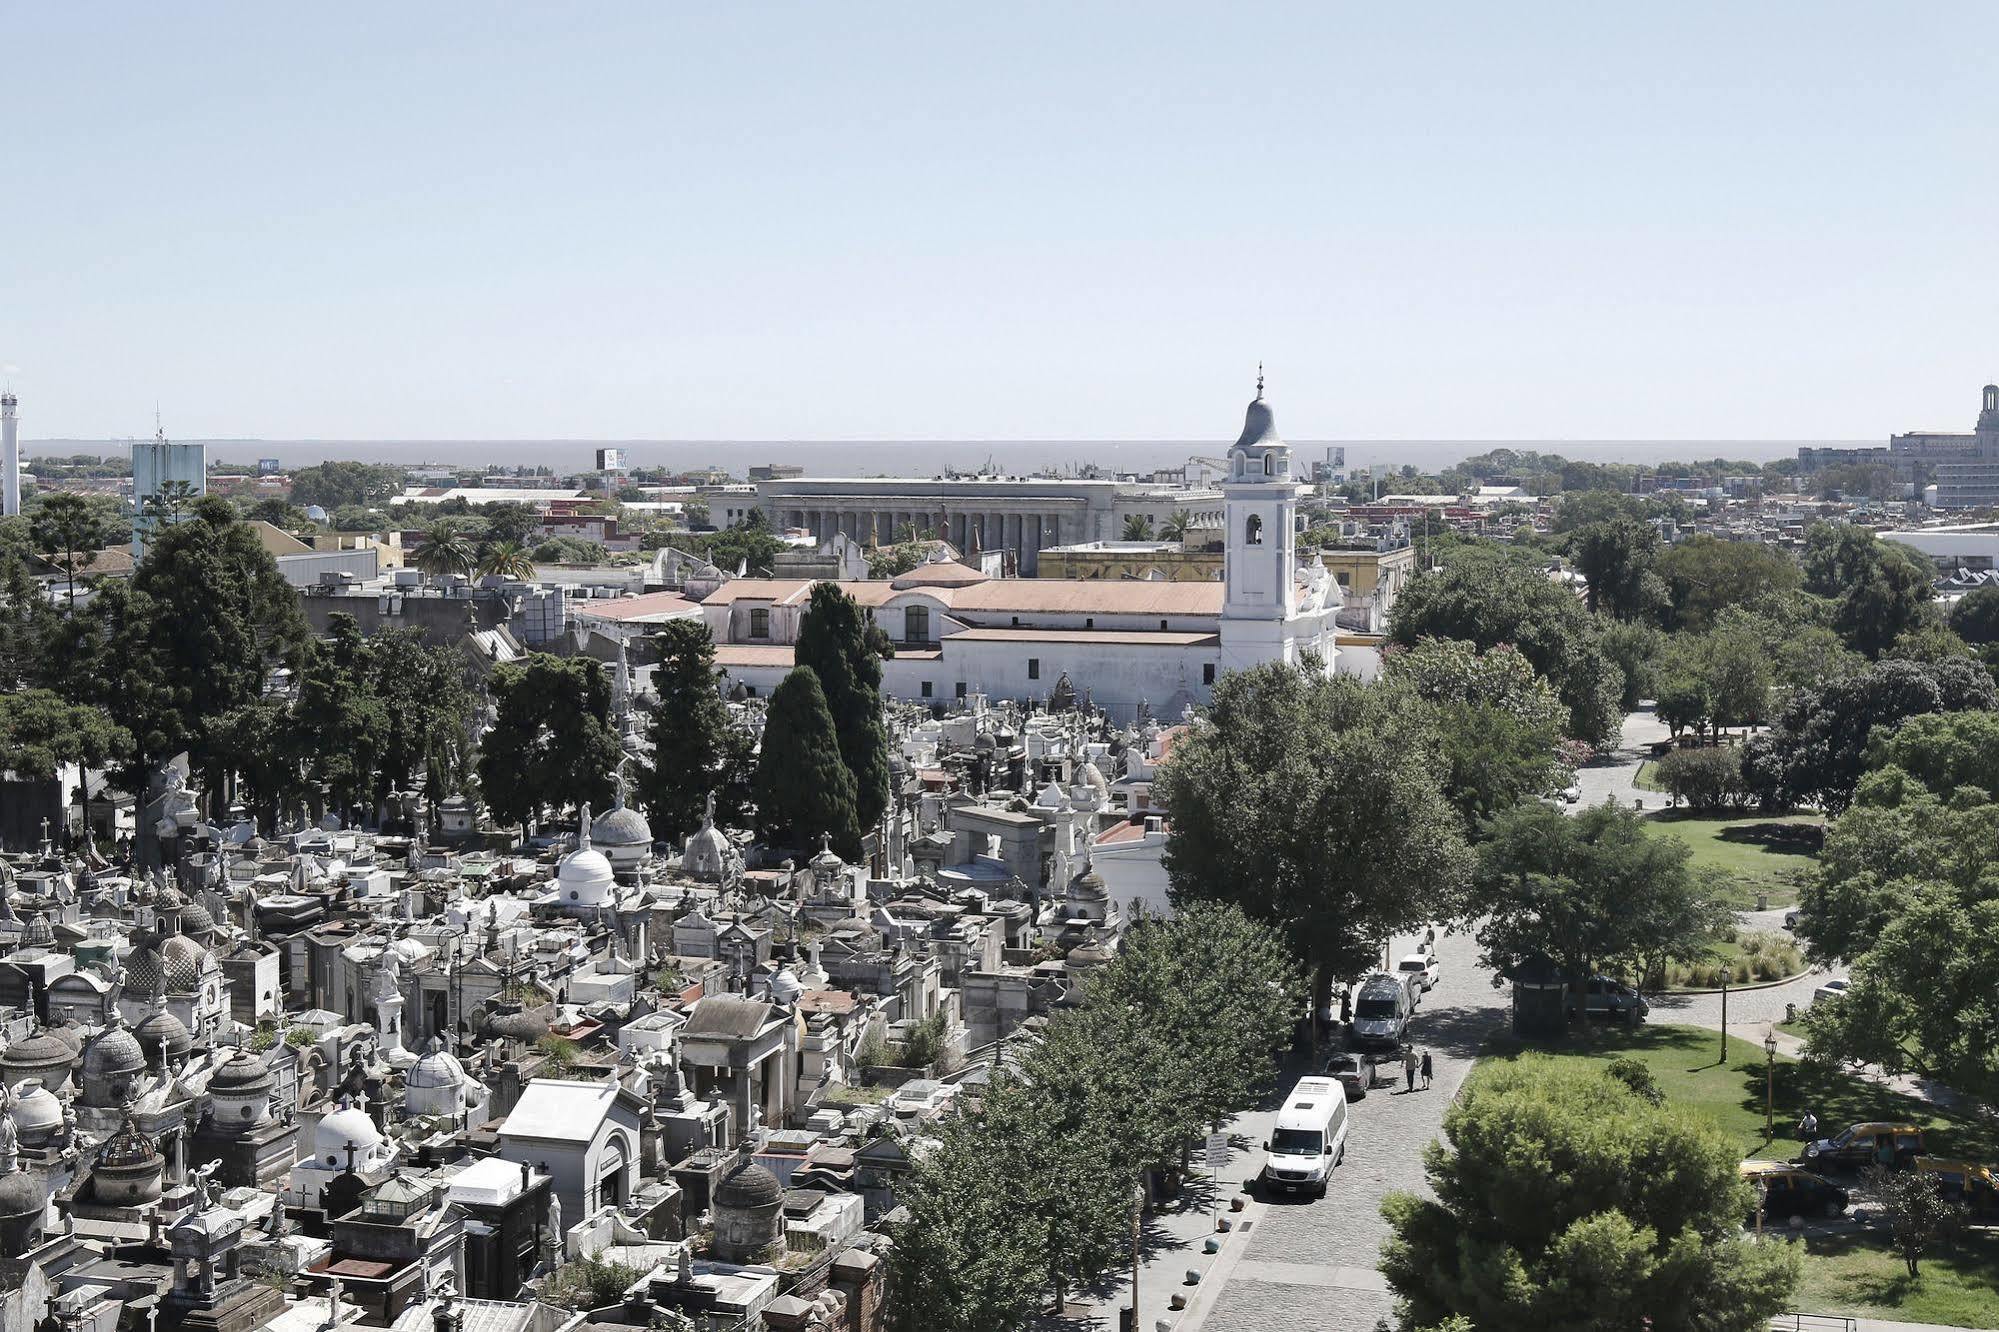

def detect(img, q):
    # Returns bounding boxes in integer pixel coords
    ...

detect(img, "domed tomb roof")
[7,1080,63,1138]
[209,1049,274,1095]
[0,1167,40,1220]
[161,934,212,992]
[556,806,616,906]
[315,1101,384,1162]
[591,803,652,850]
[2,1029,75,1086]
[1066,854,1107,901]
[406,1037,467,1091]
[178,898,216,938]
[134,1006,193,1066]
[83,1020,146,1084]
[713,1155,783,1210]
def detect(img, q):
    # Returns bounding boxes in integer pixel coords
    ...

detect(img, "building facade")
[755,478,1222,575]
[1932,384,1999,510]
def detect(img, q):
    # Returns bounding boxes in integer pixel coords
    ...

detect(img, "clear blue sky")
[6,3,1994,444]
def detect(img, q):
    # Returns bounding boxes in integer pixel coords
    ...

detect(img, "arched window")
[1245,514,1264,546]
[1263,453,1274,477]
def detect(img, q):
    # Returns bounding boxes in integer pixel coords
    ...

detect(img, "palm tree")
[477,540,536,581]
[414,523,475,583]
[1122,514,1155,541]
[1159,508,1194,542]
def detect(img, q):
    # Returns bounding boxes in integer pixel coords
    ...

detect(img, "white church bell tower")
[1219,370,1302,672]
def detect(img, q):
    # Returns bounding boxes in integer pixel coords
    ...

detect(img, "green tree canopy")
[1382,638,1565,828]
[1802,523,1940,658]
[1550,489,1643,534]
[474,653,619,829]
[0,689,129,778]
[1743,657,1997,813]
[1156,661,1473,1011]
[1946,585,1999,646]
[753,666,862,857]
[1655,535,1801,633]
[636,619,750,842]
[1473,801,1724,994]
[28,492,119,612]
[1566,515,1666,621]
[794,582,891,831]
[287,460,406,510]
[1381,1059,1797,1331]
[1863,709,1999,801]
[1387,548,1625,744]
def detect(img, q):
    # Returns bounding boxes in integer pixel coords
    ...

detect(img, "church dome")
[713,1156,783,1210]
[315,1102,384,1163]
[123,944,165,998]
[8,1080,63,1139]
[179,899,216,938]
[557,836,616,907]
[209,1049,274,1096]
[97,1112,161,1171]
[134,1006,193,1066]
[161,934,211,992]
[591,804,652,850]
[83,1022,146,1085]
[406,1038,467,1091]
[0,1168,41,1221]
[2,1030,75,1089]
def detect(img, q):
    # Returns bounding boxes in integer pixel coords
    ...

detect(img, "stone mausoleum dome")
[556,807,616,906]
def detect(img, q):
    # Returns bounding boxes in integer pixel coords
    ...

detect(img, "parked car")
[1783,909,1801,931]
[1799,1122,1926,1172]
[1812,978,1850,1006]
[1261,1076,1350,1199]
[1326,1051,1373,1101]
[1348,973,1415,1051]
[1397,952,1441,993]
[1915,1157,1999,1218]
[1567,975,1649,1024]
[1560,784,1583,804]
[1739,1160,1850,1222]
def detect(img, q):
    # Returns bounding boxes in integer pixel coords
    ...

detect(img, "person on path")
[1403,1047,1418,1092]
[1798,1109,1818,1142]
[1339,990,1352,1025]
[1420,1050,1433,1090]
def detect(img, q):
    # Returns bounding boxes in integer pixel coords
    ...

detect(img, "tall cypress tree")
[754,666,861,858]
[636,618,745,843]
[794,583,890,831]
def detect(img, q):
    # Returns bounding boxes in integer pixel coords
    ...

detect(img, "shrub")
[1656,745,1748,810]
[1604,1057,1663,1105]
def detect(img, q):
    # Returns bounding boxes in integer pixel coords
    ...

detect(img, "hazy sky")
[6,3,1994,444]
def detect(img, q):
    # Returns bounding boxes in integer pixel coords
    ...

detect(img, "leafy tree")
[0,689,129,778]
[1865,1165,1967,1278]
[1382,638,1564,829]
[1599,619,1663,710]
[29,492,117,612]
[865,538,925,579]
[753,666,862,856]
[1121,513,1154,540]
[1946,586,1999,645]
[476,540,536,580]
[1654,665,1714,740]
[1550,489,1642,534]
[1160,508,1193,540]
[209,697,307,834]
[1863,709,1999,801]
[1567,516,1665,621]
[73,499,308,838]
[0,554,58,690]
[887,1106,1052,1332]
[635,619,748,842]
[1653,746,1747,811]
[1801,524,1939,658]
[1655,535,1801,633]
[530,536,608,564]
[1381,1059,1797,1332]
[1884,623,1973,663]
[244,496,311,529]
[698,510,784,575]
[1156,661,1473,1016]
[794,583,891,830]
[285,617,385,821]
[1743,657,1997,813]
[474,654,619,830]
[1797,776,1999,1100]
[1083,903,1302,1148]
[1473,801,1724,1002]
[1388,548,1625,744]
[287,460,406,510]
[362,626,474,808]
[478,502,540,547]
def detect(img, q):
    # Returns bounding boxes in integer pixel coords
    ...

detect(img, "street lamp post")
[1763,1029,1778,1142]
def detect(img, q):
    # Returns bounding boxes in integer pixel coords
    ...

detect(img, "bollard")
[1229,1195,1245,1212]
[1203,1238,1220,1254]
[1184,1269,1201,1285]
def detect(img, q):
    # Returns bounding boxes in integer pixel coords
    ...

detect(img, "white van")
[1349,973,1414,1051]
[1261,1077,1350,1199]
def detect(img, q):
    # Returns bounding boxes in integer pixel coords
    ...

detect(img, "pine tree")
[794,582,890,830]
[475,654,619,831]
[636,619,742,843]
[754,667,861,857]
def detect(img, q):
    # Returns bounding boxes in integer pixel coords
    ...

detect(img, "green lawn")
[1634,759,1666,792]
[1643,811,1823,910]
[1484,1023,1999,1163]
[1794,1230,1999,1329]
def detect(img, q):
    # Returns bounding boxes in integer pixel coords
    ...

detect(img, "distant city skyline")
[4,4,1993,442]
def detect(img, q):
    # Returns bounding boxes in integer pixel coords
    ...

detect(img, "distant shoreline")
[20,437,1861,474]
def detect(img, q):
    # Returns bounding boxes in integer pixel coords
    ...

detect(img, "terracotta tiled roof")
[947,628,1218,647]
[572,591,699,621]
[714,645,796,667]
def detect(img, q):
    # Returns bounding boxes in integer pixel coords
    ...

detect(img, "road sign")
[1205,1132,1229,1170]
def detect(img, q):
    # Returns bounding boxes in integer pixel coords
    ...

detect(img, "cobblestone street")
[1191,926,1507,1332]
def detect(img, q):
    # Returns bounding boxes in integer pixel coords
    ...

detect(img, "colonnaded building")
[706,383,1390,719]
[754,475,1224,575]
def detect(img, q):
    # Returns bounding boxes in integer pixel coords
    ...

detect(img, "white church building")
[704,382,1381,719]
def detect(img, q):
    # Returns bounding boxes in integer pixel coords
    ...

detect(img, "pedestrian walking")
[1797,1109,1818,1142]
[1420,1050,1433,1090]
[1339,990,1352,1025]
[1402,1046,1418,1093]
